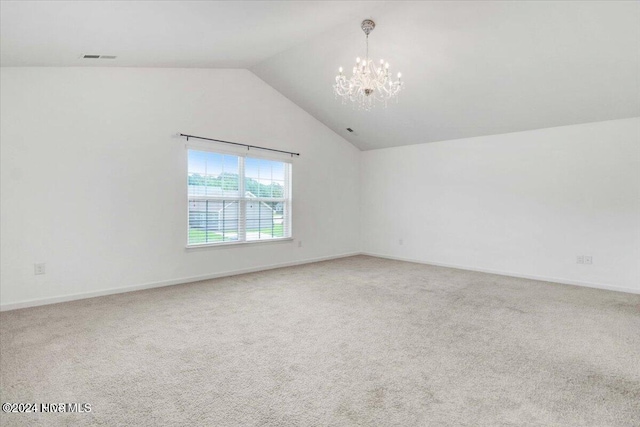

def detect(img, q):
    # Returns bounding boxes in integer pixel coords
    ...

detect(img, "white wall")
[361,118,640,293]
[2,69,637,310]
[0,68,361,309]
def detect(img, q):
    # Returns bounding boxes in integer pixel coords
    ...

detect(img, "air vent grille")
[81,54,117,59]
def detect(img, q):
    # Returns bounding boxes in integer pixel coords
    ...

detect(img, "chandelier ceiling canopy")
[334,19,404,111]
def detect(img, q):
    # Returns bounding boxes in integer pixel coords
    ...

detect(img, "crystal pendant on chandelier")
[334,19,404,110]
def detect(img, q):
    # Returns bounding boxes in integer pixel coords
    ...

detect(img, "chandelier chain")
[366,34,369,62]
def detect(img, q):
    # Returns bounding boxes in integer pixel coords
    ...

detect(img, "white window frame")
[186,145,293,248]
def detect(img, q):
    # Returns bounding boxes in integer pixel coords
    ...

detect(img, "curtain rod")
[180,133,300,157]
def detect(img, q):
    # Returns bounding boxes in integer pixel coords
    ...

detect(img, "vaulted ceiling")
[2,1,639,150]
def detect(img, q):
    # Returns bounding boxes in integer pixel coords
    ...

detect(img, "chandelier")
[334,19,404,110]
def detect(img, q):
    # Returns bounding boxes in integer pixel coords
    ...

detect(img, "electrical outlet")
[399,238,403,245]
[577,256,584,264]
[584,256,593,265]
[34,263,46,275]
[298,241,302,248]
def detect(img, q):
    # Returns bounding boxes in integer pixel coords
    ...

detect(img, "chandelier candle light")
[334,19,404,110]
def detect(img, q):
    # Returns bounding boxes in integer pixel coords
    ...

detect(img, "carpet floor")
[1,255,639,426]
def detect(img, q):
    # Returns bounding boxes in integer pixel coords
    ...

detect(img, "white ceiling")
[2,1,639,150]
[0,1,378,68]
[252,1,640,149]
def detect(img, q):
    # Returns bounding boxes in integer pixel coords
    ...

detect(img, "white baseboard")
[3,251,636,311]
[361,252,640,295]
[0,252,361,312]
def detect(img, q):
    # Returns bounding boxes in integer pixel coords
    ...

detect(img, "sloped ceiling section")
[2,1,638,151]
[252,1,640,150]
[0,1,375,68]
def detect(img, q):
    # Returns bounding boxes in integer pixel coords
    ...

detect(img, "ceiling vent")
[81,54,117,59]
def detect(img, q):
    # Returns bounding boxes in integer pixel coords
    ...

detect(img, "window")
[187,149,291,246]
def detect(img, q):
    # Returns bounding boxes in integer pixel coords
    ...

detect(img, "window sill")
[185,237,294,250]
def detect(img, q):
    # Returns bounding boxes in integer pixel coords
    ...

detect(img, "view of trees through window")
[187,150,291,245]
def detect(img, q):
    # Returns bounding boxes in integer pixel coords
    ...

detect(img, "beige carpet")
[1,255,639,426]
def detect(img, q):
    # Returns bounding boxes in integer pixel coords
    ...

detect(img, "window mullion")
[238,157,247,242]
[285,163,291,239]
